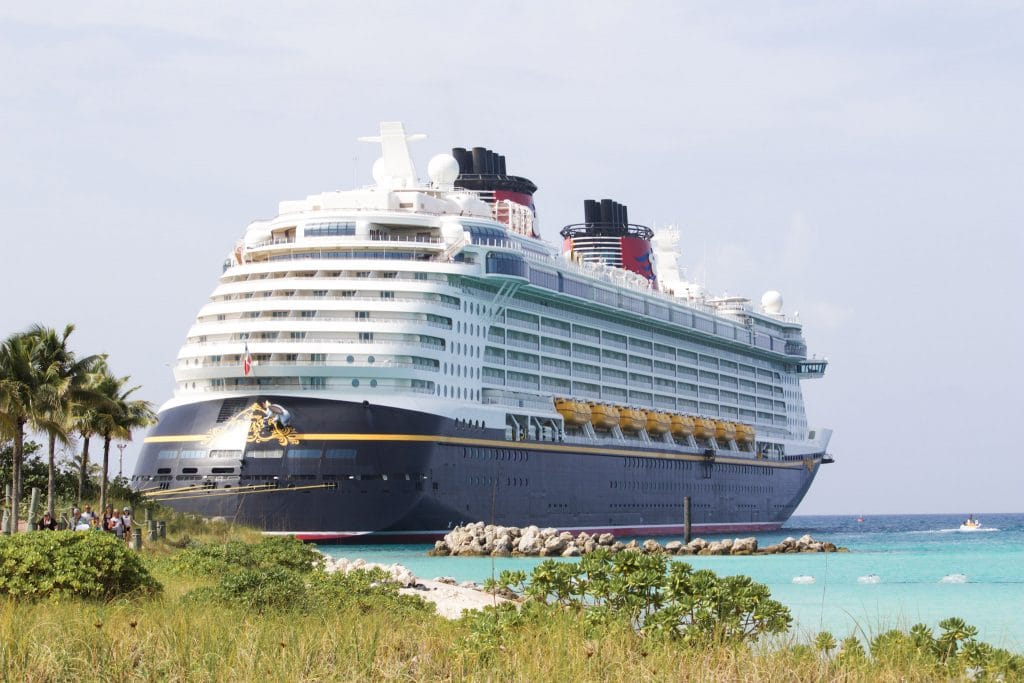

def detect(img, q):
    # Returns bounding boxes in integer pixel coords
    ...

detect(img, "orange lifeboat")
[619,407,646,433]
[552,397,585,423]
[735,424,756,444]
[670,415,695,438]
[646,411,671,435]
[693,417,717,440]
[589,403,620,430]
[715,421,737,442]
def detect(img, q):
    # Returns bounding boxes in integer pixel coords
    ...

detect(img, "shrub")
[186,566,433,615]
[521,549,791,645]
[188,566,308,612]
[0,530,161,600]
[171,536,324,576]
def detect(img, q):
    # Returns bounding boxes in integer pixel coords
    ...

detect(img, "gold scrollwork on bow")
[203,401,300,447]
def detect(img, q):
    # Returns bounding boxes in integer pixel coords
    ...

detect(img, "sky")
[1,2,1021,514]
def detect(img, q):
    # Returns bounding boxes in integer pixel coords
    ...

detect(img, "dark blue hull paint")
[132,396,824,542]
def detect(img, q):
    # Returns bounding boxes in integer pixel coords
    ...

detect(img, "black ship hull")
[132,396,823,542]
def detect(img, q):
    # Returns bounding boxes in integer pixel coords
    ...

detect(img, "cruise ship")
[133,122,832,541]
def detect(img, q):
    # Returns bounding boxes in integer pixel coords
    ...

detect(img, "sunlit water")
[319,513,1024,650]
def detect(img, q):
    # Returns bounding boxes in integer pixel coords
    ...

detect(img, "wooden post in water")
[27,487,40,531]
[683,496,692,544]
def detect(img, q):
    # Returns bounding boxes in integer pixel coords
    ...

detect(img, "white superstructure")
[169,122,829,460]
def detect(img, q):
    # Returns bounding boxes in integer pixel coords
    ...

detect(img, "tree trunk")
[78,434,91,504]
[47,432,57,517]
[99,435,111,515]
[10,420,25,534]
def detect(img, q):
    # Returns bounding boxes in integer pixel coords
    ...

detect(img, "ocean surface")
[320,513,1024,650]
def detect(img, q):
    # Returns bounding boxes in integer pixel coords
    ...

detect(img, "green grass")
[1,520,1021,682]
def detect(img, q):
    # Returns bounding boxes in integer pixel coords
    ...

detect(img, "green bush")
[0,531,161,600]
[171,536,324,576]
[188,566,308,612]
[186,566,433,615]
[521,549,791,645]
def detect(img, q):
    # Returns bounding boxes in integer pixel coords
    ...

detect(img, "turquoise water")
[320,513,1024,650]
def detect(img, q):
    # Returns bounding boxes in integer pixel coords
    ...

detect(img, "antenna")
[358,122,424,189]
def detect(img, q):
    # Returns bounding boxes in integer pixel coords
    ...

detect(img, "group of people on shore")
[37,504,133,539]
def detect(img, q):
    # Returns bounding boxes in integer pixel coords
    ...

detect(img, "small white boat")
[959,515,982,531]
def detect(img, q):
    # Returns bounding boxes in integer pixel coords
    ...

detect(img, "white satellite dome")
[371,157,388,185]
[427,153,460,188]
[761,290,784,314]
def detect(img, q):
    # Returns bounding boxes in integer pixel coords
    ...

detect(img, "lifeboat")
[619,407,646,432]
[670,415,695,438]
[735,424,756,444]
[555,399,590,426]
[715,421,737,442]
[646,411,671,435]
[589,403,620,430]
[693,417,717,440]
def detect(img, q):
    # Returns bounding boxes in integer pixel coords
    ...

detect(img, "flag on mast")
[243,343,252,376]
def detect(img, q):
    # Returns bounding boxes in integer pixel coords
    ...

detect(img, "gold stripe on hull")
[144,432,812,470]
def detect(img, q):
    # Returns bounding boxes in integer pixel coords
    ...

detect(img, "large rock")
[597,533,616,546]
[642,539,663,554]
[561,544,580,557]
[706,541,728,555]
[664,540,683,554]
[732,537,758,553]
[544,535,568,555]
[432,540,450,556]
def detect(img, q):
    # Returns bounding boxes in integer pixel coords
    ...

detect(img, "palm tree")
[73,397,101,504]
[0,330,63,533]
[92,365,156,513]
[25,324,104,516]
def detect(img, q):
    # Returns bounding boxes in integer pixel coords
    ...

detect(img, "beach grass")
[2,521,1021,682]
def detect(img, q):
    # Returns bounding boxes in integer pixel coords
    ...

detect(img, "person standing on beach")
[121,507,132,543]
[37,512,57,530]
[101,505,115,533]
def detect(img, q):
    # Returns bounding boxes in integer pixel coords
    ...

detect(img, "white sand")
[400,579,509,619]
[320,554,510,619]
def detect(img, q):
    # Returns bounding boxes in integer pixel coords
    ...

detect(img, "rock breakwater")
[431,522,847,557]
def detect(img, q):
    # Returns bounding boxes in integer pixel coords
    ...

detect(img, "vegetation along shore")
[2,324,1022,680]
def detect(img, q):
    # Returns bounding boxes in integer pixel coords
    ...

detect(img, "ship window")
[247,449,284,458]
[157,449,178,459]
[157,467,171,474]
[352,379,360,387]
[181,467,198,474]
[209,449,242,459]
[179,450,207,459]
[347,355,354,363]
[211,467,235,474]
[370,379,378,388]
[367,356,375,364]
[288,449,321,459]
[326,448,357,459]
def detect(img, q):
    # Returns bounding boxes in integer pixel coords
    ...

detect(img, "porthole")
[352,379,360,387]
[346,355,354,363]
[370,379,378,388]
[368,356,375,364]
